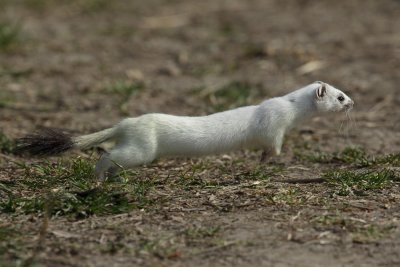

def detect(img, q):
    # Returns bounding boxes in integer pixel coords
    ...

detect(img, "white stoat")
[18,81,354,179]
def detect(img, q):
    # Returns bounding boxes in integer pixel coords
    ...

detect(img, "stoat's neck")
[284,87,319,125]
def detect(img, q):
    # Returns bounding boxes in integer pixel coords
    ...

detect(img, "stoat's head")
[314,81,354,112]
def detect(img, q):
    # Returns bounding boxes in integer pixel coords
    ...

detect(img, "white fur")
[72,81,353,179]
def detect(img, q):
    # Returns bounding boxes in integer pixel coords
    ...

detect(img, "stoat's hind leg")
[260,149,272,163]
[95,152,119,181]
[95,147,156,181]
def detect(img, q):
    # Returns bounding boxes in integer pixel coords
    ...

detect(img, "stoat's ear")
[316,83,327,99]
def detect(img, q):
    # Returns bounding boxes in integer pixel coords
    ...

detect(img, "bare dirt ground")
[1,0,400,266]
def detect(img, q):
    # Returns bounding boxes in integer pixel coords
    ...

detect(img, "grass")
[0,91,15,109]
[175,168,221,188]
[2,0,112,13]
[184,226,220,239]
[265,187,305,205]
[78,0,112,13]
[242,165,282,181]
[0,225,19,251]
[243,43,267,59]
[0,225,23,267]
[0,132,15,154]
[324,168,399,196]
[0,68,33,79]
[312,213,344,226]
[173,160,278,190]
[312,213,395,243]
[298,146,400,167]
[105,80,145,114]
[0,22,20,50]
[0,226,16,241]
[105,80,144,96]
[136,236,180,259]
[296,147,367,165]
[0,158,154,218]
[198,81,263,112]
[297,147,400,196]
[372,153,400,166]
[351,224,396,243]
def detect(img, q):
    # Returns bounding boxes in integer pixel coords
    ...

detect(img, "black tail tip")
[16,128,74,156]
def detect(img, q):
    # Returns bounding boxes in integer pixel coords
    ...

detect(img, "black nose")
[345,101,354,109]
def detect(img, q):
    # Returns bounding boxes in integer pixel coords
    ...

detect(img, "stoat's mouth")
[344,106,353,116]
[345,105,353,112]
[343,102,354,112]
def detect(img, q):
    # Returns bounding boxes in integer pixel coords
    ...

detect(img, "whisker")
[345,111,351,139]
[342,109,355,146]
[339,115,345,135]
[346,109,358,130]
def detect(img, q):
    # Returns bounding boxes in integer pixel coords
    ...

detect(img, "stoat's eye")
[337,95,345,102]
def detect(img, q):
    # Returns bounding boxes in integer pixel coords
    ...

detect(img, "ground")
[0,0,400,266]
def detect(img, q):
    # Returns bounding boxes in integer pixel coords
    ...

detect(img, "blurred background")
[0,0,399,153]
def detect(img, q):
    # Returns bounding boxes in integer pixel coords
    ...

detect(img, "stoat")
[17,81,354,180]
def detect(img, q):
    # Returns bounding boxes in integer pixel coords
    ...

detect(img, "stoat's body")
[18,81,354,179]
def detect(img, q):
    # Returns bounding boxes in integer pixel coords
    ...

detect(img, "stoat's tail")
[16,127,116,156]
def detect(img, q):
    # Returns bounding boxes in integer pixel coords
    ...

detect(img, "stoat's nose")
[345,100,354,110]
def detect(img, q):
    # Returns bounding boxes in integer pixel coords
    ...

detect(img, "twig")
[0,102,57,112]
[347,203,375,211]
[279,178,326,184]
[0,152,18,162]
